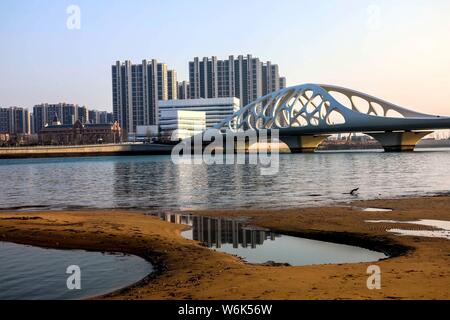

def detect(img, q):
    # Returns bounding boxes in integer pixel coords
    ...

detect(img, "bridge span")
[213,84,450,152]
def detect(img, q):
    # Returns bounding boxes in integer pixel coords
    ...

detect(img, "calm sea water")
[0,242,153,300]
[0,148,449,211]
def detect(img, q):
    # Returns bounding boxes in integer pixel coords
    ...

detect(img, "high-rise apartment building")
[262,62,281,96]
[188,55,286,107]
[29,113,35,134]
[33,103,87,133]
[112,59,171,134]
[279,77,287,90]
[167,70,177,100]
[88,110,114,124]
[177,81,190,100]
[15,107,31,135]
[0,107,31,135]
[106,112,114,124]
[62,104,76,125]
[77,106,89,124]
[88,110,98,124]
[217,56,234,98]
[0,108,10,133]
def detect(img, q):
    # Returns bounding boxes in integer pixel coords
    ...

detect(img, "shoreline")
[0,143,173,159]
[1,191,449,213]
[0,196,449,300]
[0,144,449,160]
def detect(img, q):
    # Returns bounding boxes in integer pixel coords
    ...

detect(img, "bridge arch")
[213,84,450,152]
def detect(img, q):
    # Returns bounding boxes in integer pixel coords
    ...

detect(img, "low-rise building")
[158,97,240,129]
[0,133,11,146]
[39,116,122,145]
[129,125,159,142]
[33,103,88,133]
[159,110,206,141]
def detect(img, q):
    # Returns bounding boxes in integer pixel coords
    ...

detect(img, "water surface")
[0,149,449,211]
[157,213,387,265]
[0,242,153,300]
[366,219,450,240]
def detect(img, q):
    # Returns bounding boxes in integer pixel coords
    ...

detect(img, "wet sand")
[0,196,449,300]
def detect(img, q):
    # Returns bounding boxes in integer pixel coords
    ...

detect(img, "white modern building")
[159,110,206,140]
[158,97,240,129]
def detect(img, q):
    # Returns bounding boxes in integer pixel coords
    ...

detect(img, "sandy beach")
[0,195,449,300]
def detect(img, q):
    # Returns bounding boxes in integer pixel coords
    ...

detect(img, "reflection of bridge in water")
[156,213,280,249]
[213,84,450,153]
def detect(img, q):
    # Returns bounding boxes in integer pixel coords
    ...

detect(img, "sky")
[0,0,449,115]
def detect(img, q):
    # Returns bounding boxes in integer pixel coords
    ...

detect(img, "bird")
[350,188,360,196]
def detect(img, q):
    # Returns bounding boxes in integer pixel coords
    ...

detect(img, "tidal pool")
[0,242,153,300]
[156,213,388,266]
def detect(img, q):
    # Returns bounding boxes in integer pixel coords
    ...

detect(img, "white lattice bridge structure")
[213,84,450,152]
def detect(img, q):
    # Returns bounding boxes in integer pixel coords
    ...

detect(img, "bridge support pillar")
[280,135,330,153]
[364,131,433,152]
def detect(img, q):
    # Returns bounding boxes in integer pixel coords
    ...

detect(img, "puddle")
[361,208,393,212]
[363,208,393,212]
[366,219,450,240]
[0,242,153,300]
[155,213,387,266]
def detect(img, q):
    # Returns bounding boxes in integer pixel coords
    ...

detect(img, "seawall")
[0,143,174,159]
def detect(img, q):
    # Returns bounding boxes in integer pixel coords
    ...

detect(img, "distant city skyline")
[1,0,450,116]
[112,55,285,134]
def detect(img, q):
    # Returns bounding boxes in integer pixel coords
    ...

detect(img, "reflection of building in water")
[157,213,279,249]
[156,212,194,226]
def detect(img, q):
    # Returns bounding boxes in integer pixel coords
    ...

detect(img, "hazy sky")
[1,0,449,115]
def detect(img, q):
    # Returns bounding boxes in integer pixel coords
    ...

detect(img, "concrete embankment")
[0,143,174,159]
